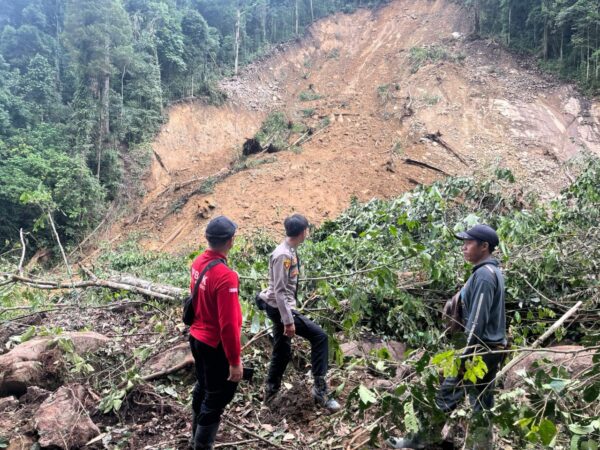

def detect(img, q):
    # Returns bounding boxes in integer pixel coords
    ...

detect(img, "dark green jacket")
[460,258,506,354]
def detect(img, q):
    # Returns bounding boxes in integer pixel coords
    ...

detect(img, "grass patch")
[409,45,464,73]
[327,48,340,59]
[299,91,324,102]
[301,108,315,118]
[255,112,290,149]
[421,94,441,106]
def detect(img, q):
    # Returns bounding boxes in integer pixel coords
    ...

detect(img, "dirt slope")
[111,0,600,253]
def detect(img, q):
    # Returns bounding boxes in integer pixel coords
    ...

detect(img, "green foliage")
[408,45,467,74]
[457,0,600,92]
[0,131,105,245]
[254,111,291,150]
[298,90,324,101]
[327,48,340,59]
[300,108,315,118]
[97,239,189,288]
[1,0,390,248]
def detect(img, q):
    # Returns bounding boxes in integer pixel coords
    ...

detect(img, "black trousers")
[435,351,504,413]
[190,336,238,427]
[265,304,328,387]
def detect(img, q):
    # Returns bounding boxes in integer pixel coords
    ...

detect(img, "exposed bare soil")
[101,0,600,255]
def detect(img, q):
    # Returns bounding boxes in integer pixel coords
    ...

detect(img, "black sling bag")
[183,259,225,326]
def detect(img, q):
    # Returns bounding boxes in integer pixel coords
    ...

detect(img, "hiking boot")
[312,376,341,412]
[263,382,279,404]
[193,421,219,450]
[386,435,425,449]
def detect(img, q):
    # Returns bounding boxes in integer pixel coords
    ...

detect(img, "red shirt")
[189,249,242,366]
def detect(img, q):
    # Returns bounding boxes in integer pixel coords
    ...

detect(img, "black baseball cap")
[205,215,237,241]
[455,224,499,247]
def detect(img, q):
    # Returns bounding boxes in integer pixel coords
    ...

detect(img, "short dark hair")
[476,239,496,254]
[284,214,309,237]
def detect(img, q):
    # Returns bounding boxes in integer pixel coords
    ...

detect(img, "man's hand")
[284,323,296,338]
[228,363,243,382]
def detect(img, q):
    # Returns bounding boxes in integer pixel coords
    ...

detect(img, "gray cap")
[205,215,237,241]
[455,224,499,247]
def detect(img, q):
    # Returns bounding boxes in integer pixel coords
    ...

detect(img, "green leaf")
[464,356,488,383]
[583,383,600,403]
[538,419,557,446]
[358,384,377,405]
[403,401,419,434]
[17,326,36,343]
[581,440,599,450]
[569,423,595,435]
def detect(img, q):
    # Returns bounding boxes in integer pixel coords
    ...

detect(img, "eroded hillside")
[112,0,600,253]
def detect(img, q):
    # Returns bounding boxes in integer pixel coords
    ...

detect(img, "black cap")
[205,215,237,241]
[455,224,499,248]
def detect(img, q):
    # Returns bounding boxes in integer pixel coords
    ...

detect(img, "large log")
[2,273,182,302]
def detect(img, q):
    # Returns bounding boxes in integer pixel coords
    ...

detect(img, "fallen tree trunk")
[2,273,182,302]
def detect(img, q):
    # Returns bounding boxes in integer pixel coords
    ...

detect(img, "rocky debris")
[219,71,285,111]
[6,435,36,450]
[20,386,51,404]
[504,345,594,389]
[34,384,100,449]
[0,395,19,412]
[340,339,406,361]
[0,332,109,397]
[197,197,217,219]
[141,342,194,377]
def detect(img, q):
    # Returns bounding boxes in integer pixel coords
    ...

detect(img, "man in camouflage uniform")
[257,214,340,412]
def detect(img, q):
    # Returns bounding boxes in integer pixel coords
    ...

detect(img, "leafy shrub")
[298,91,324,101]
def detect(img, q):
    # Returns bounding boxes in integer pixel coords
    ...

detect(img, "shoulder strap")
[190,259,225,300]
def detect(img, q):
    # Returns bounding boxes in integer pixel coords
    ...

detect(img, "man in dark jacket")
[189,216,243,450]
[388,224,506,449]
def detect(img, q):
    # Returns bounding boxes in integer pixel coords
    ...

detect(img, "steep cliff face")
[114,0,600,253]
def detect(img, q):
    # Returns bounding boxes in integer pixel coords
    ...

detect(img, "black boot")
[189,411,198,448]
[263,381,280,404]
[194,421,220,450]
[312,376,341,412]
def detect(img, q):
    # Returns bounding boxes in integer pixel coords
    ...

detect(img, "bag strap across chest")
[190,258,225,302]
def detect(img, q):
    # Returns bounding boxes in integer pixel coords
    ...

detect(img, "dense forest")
[465,0,600,88]
[0,0,599,251]
[0,0,388,250]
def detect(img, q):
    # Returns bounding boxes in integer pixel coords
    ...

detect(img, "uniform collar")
[283,239,297,252]
[472,257,498,272]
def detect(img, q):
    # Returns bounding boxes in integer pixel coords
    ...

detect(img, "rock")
[35,384,100,449]
[340,340,406,361]
[0,332,109,397]
[0,396,18,412]
[504,345,594,389]
[141,342,194,377]
[20,386,51,404]
[6,435,36,450]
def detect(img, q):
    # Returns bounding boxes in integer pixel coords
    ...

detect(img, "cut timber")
[3,273,182,302]
[153,150,170,174]
[158,222,187,251]
[403,158,449,175]
[495,301,583,382]
[424,131,468,166]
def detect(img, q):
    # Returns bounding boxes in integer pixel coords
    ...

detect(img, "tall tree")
[64,0,133,177]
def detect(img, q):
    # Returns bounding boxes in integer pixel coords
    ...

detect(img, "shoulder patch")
[283,258,292,269]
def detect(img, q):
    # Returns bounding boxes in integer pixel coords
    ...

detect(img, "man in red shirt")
[189,216,242,450]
